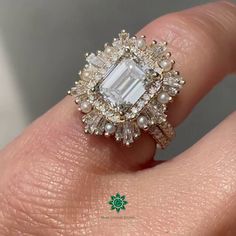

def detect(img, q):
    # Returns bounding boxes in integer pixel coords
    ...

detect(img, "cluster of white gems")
[69,30,185,146]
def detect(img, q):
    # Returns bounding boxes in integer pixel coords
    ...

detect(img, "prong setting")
[68,30,184,146]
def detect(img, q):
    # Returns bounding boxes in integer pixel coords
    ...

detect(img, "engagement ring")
[68,30,185,148]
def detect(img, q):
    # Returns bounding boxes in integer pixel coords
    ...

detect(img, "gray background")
[0,0,235,160]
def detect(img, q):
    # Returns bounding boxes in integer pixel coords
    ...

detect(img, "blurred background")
[0,0,235,160]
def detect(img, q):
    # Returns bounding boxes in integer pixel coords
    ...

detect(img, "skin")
[0,1,236,235]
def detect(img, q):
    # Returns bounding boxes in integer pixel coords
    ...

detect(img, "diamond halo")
[68,30,185,147]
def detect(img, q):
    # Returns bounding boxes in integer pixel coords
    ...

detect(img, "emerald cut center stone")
[99,59,146,108]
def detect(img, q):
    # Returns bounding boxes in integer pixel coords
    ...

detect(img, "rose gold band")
[149,121,175,149]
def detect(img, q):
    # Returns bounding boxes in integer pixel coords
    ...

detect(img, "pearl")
[80,101,92,113]
[137,115,148,129]
[156,143,162,149]
[82,70,90,80]
[105,46,113,54]
[159,59,172,71]
[157,92,170,104]
[136,38,146,50]
[105,123,116,134]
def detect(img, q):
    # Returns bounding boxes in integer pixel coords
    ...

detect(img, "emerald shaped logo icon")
[108,193,128,213]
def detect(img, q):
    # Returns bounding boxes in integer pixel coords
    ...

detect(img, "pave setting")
[69,30,185,146]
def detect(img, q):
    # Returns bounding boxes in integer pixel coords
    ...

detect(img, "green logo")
[108,193,128,213]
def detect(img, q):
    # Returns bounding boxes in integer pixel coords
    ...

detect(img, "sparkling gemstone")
[131,107,138,114]
[137,100,145,110]
[86,53,104,67]
[118,31,129,40]
[152,42,167,57]
[99,59,146,108]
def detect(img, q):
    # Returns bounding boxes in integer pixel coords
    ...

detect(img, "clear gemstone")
[86,53,104,67]
[112,39,122,48]
[133,123,141,138]
[137,100,145,110]
[152,42,167,57]
[115,124,123,140]
[119,31,129,40]
[123,122,134,145]
[163,76,183,91]
[143,94,150,101]
[149,87,156,95]
[168,87,178,96]
[99,59,146,108]
[131,107,138,114]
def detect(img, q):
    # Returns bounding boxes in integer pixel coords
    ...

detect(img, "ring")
[68,30,185,148]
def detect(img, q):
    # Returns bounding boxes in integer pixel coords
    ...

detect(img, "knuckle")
[154,1,236,69]
[163,13,220,51]
[219,1,236,10]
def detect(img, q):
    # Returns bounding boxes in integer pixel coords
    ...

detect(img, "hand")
[0,1,236,235]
